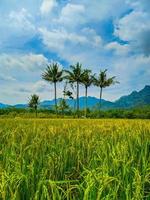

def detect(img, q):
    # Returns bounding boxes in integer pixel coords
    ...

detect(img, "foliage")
[0,106,150,119]
[81,69,93,88]
[58,99,69,115]
[65,63,84,84]
[28,94,40,108]
[93,69,118,88]
[42,63,63,83]
[63,81,74,100]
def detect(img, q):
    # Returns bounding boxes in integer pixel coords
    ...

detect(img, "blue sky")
[0,0,150,104]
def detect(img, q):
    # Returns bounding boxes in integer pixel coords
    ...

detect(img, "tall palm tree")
[28,94,40,117]
[65,62,84,114]
[93,69,118,113]
[42,63,63,114]
[82,69,93,117]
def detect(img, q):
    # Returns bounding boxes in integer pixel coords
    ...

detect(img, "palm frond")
[42,63,63,83]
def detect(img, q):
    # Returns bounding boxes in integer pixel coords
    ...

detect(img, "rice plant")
[0,119,150,199]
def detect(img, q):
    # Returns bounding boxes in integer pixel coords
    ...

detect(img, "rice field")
[0,119,150,200]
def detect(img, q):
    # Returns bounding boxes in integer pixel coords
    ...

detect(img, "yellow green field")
[0,119,150,200]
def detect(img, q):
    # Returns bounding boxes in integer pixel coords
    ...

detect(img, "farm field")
[0,119,150,200]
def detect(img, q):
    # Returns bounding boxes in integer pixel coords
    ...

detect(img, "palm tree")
[65,62,84,115]
[42,63,63,114]
[93,69,118,114]
[28,94,40,117]
[82,69,93,117]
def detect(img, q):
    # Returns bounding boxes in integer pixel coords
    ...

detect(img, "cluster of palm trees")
[29,62,118,117]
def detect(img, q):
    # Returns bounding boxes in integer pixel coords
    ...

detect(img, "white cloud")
[9,8,35,32]
[0,8,36,49]
[105,42,130,56]
[39,27,102,49]
[114,9,150,56]
[0,53,48,72]
[33,80,50,93]
[0,79,66,104]
[52,0,129,30]
[55,3,85,29]
[127,0,150,12]
[112,54,150,88]
[0,53,49,102]
[79,0,129,20]
[0,74,16,82]
[115,11,150,41]
[39,26,103,67]
[40,0,57,15]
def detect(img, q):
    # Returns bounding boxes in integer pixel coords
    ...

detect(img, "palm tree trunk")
[54,82,57,114]
[85,86,88,118]
[99,87,103,116]
[77,81,79,117]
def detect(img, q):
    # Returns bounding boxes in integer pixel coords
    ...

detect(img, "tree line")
[29,62,118,117]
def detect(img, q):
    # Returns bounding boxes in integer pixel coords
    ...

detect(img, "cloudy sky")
[0,0,150,104]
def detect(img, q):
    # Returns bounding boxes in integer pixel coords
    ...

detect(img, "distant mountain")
[0,103,9,109]
[75,96,114,109]
[14,104,28,109]
[114,85,150,108]
[40,97,114,110]
[36,85,150,109]
[0,85,150,110]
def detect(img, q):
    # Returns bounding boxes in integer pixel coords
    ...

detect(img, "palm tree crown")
[65,62,84,83]
[82,69,93,88]
[94,69,118,88]
[42,63,63,83]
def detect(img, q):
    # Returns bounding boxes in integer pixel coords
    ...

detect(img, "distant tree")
[63,81,71,99]
[69,83,77,112]
[42,63,63,114]
[65,63,84,115]
[81,69,93,117]
[63,81,75,112]
[93,69,118,114]
[58,99,69,116]
[28,94,40,117]
[64,90,74,100]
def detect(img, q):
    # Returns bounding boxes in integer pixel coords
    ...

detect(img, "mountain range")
[0,85,150,110]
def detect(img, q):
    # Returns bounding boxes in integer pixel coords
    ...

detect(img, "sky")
[0,0,150,104]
